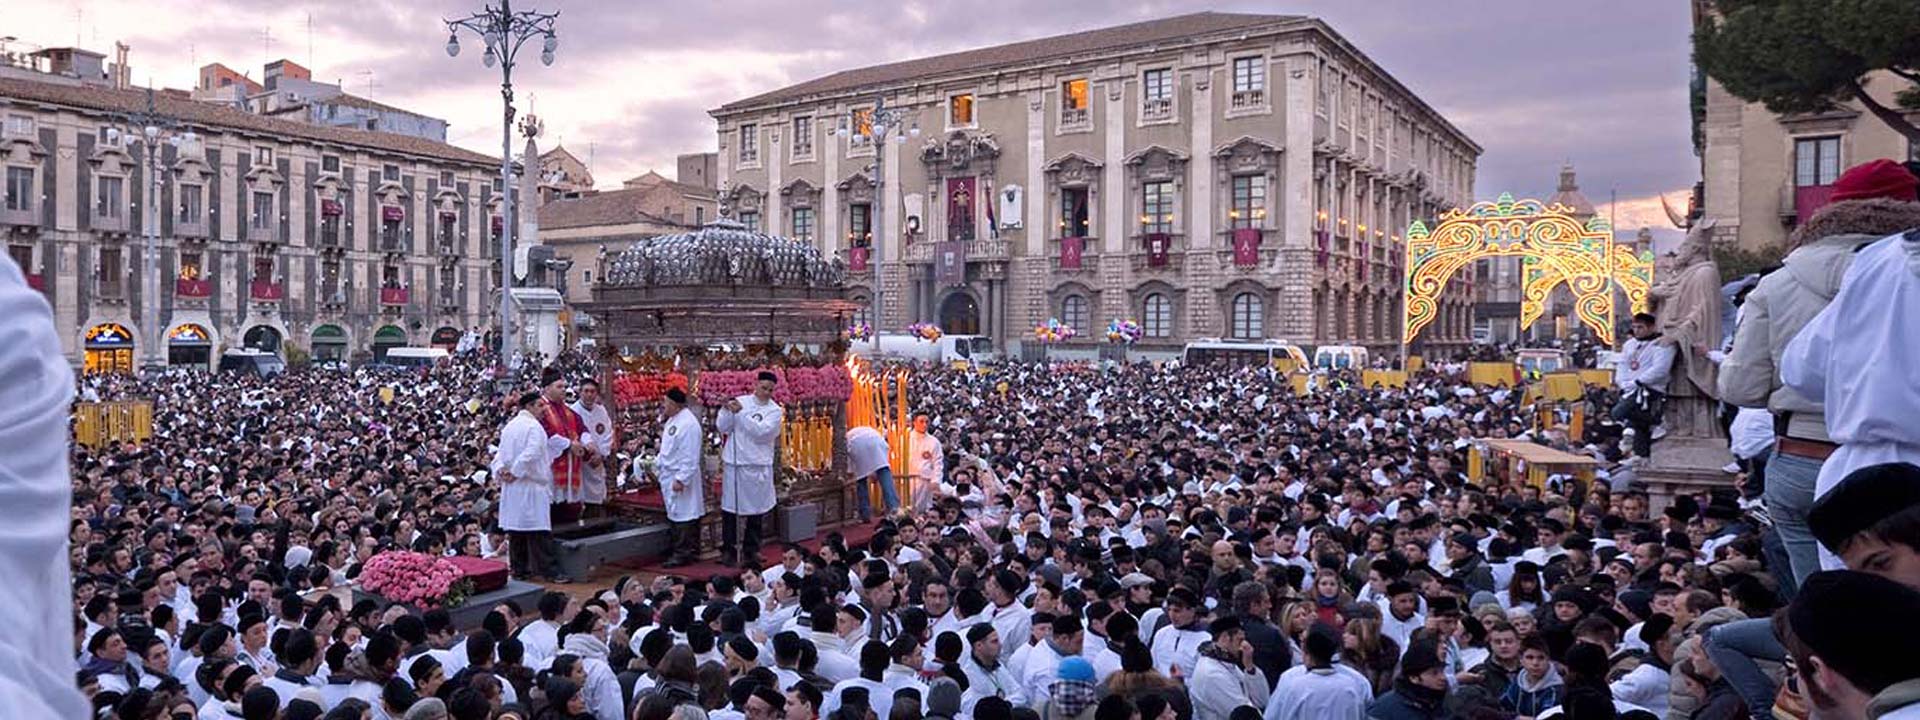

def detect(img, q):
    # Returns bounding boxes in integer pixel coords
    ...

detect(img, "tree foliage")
[1714,243,1786,283]
[1694,0,1920,140]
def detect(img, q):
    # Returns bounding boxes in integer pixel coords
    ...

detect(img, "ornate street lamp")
[108,87,199,373]
[444,0,558,382]
[833,96,917,330]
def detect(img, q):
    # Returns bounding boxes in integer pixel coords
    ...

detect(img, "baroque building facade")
[0,70,505,372]
[709,12,1479,355]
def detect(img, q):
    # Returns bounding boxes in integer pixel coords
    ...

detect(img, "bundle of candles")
[845,357,912,475]
[779,411,836,472]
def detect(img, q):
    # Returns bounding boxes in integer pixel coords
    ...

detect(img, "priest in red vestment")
[538,366,589,525]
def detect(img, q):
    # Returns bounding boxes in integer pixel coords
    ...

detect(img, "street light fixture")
[832,96,918,330]
[444,0,559,384]
[112,87,198,374]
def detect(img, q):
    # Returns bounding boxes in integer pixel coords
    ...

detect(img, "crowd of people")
[41,159,1920,720]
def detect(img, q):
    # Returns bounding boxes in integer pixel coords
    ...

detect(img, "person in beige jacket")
[1719,159,1920,593]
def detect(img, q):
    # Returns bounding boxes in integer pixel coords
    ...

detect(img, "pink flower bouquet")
[358,551,473,609]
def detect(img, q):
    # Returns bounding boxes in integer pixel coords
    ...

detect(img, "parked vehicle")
[1313,345,1370,370]
[217,348,286,377]
[1182,339,1309,369]
[377,347,452,370]
[851,334,999,365]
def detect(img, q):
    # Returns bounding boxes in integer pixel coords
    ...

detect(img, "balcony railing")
[175,277,212,298]
[249,280,283,302]
[900,239,1010,264]
[380,233,403,253]
[320,286,347,309]
[1059,107,1090,130]
[1141,98,1173,122]
[380,286,410,306]
[1230,89,1267,111]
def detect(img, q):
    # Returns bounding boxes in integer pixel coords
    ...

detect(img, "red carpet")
[605,489,880,579]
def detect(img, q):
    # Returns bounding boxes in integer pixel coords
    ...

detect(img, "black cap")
[1808,463,1920,552]
[1639,613,1676,645]
[757,370,779,383]
[665,387,689,405]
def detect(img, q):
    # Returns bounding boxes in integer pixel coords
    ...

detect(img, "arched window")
[1230,292,1263,339]
[1062,294,1090,335]
[1142,293,1173,338]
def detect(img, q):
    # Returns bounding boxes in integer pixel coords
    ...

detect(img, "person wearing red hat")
[1720,157,1920,592]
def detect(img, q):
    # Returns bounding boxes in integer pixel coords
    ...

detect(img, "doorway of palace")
[243,325,283,353]
[311,324,348,362]
[84,323,136,374]
[372,325,408,360]
[167,324,213,367]
[939,292,981,336]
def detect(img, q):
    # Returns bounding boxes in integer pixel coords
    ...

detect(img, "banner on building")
[1060,236,1084,270]
[1146,233,1171,268]
[946,177,976,243]
[1231,228,1261,267]
[848,246,869,272]
[936,241,965,285]
[1315,230,1329,267]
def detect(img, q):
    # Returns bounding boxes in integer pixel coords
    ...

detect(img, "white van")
[380,347,451,369]
[1313,345,1370,370]
[1181,339,1309,369]
[852,334,998,365]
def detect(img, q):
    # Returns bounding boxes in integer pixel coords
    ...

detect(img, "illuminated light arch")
[1519,242,1656,330]
[1403,193,1618,345]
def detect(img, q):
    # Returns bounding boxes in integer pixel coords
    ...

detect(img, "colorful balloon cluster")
[1105,318,1143,344]
[846,322,875,342]
[906,322,944,342]
[695,365,855,407]
[611,371,690,405]
[1033,318,1078,344]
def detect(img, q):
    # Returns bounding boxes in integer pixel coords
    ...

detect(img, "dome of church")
[603,219,846,289]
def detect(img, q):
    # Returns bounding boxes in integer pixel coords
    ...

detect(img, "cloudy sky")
[18,0,1695,241]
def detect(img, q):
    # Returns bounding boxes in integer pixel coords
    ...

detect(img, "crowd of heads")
[70,344,1919,720]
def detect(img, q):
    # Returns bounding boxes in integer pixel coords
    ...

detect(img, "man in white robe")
[717,371,783,567]
[847,425,897,521]
[908,415,944,513]
[655,388,705,567]
[570,377,616,515]
[0,258,88,719]
[1782,230,1920,568]
[492,391,568,581]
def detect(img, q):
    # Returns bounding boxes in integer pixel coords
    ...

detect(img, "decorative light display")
[1402,193,1626,346]
[1519,242,1656,330]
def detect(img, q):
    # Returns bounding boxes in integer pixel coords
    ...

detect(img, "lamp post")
[833,96,917,330]
[108,87,198,374]
[444,0,558,383]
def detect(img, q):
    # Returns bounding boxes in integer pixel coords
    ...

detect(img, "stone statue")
[1647,219,1729,460]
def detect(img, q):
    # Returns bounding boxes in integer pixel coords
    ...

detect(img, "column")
[823,120,841,257]
[1186,66,1218,338]
[1023,91,1048,340]
[766,127,784,237]
[1280,55,1318,341]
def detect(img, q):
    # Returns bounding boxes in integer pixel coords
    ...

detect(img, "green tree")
[1695,0,1920,142]
[1714,243,1786,283]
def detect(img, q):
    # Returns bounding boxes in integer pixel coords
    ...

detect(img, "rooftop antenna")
[357,69,379,98]
[306,13,313,68]
[259,27,272,67]
[74,8,81,47]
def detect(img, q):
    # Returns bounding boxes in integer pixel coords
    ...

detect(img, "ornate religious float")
[576,219,874,567]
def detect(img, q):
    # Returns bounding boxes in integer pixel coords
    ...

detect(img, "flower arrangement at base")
[846,322,875,342]
[906,322,943,342]
[358,551,473,609]
[694,365,854,408]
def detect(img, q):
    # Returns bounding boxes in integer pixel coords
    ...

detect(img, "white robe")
[0,260,88,719]
[1781,233,1920,567]
[847,426,892,478]
[570,400,615,503]
[1262,665,1373,720]
[716,394,782,515]
[656,408,706,522]
[492,411,562,532]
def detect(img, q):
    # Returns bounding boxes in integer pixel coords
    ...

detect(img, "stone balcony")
[902,239,1011,264]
